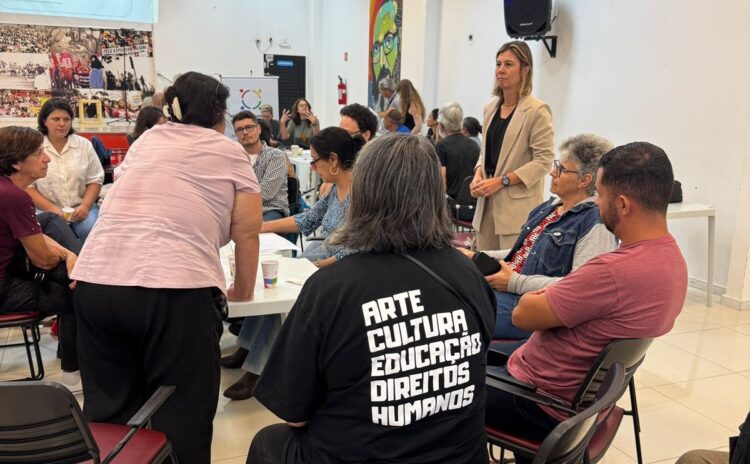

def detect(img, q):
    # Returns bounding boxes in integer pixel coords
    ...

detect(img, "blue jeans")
[263,209,285,221]
[71,203,100,242]
[299,240,330,262]
[493,291,532,340]
[237,315,282,375]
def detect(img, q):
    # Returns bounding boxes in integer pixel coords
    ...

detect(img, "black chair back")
[0,381,100,463]
[572,338,653,410]
[453,176,477,217]
[533,363,626,464]
[287,176,301,215]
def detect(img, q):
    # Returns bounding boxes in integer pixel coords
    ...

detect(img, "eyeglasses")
[310,157,322,169]
[372,32,396,63]
[234,124,258,134]
[553,159,579,177]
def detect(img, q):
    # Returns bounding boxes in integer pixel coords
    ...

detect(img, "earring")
[329,165,340,176]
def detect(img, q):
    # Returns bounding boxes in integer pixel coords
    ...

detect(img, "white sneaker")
[60,370,83,394]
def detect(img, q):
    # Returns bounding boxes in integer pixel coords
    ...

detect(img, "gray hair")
[259,104,273,114]
[378,77,396,90]
[328,134,453,253]
[559,134,614,196]
[438,101,463,133]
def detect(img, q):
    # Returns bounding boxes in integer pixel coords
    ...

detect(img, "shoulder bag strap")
[402,253,495,342]
[402,253,475,318]
[402,253,495,351]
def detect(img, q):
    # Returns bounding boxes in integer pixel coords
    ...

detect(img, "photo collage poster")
[0,23,155,119]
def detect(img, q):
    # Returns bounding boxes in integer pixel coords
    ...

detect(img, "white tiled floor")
[1,287,746,463]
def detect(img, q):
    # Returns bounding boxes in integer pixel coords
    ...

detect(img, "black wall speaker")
[504,0,552,38]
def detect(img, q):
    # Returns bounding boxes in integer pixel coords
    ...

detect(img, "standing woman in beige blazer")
[470,41,554,249]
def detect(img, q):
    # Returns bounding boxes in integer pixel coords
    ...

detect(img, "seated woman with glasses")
[460,134,618,341]
[220,127,365,401]
[260,126,364,265]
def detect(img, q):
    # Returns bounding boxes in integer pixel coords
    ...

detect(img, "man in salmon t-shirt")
[485,141,688,457]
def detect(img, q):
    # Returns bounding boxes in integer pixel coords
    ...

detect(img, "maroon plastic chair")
[0,381,176,463]
[0,311,45,380]
[486,338,653,464]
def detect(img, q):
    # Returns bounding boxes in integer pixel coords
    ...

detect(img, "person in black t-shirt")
[249,133,496,464]
[436,102,480,222]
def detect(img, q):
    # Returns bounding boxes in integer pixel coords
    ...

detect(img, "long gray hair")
[328,134,454,254]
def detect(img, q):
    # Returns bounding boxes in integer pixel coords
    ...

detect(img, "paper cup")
[62,207,74,222]
[228,255,236,278]
[261,260,279,288]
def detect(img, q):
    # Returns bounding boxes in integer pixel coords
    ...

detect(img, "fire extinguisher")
[337,75,347,105]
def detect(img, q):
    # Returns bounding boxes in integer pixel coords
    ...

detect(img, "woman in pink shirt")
[71,72,262,464]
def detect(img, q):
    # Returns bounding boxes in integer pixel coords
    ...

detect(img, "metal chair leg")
[21,323,44,380]
[628,378,644,464]
[30,323,45,380]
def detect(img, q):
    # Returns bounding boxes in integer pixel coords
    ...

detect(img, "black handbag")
[9,245,69,284]
[0,246,69,309]
[670,180,683,203]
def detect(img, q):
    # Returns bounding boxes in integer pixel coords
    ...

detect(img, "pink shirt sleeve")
[232,152,260,194]
[545,258,619,328]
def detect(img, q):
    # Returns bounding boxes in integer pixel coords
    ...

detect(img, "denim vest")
[506,197,602,278]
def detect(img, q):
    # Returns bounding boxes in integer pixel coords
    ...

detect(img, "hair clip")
[169,97,183,121]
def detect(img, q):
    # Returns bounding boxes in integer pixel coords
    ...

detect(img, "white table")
[289,151,320,204]
[667,203,716,307]
[222,247,318,318]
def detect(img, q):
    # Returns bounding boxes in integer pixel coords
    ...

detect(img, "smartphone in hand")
[472,251,502,276]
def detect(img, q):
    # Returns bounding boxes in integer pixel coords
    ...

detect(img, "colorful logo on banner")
[239,88,263,111]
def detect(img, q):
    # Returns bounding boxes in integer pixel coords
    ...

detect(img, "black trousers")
[247,424,308,464]
[74,283,224,464]
[485,368,561,464]
[247,424,489,464]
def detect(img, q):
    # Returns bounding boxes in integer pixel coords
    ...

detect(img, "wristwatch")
[501,175,511,187]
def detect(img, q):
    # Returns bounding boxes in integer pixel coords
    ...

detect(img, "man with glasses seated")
[460,134,617,340]
[232,111,288,221]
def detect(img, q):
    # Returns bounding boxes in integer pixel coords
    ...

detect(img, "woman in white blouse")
[26,98,104,242]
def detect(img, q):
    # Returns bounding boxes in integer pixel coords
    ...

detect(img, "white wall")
[310,0,370,128]
[8,1,750,295]
[432,0,750,292]
[153,0,311,90]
